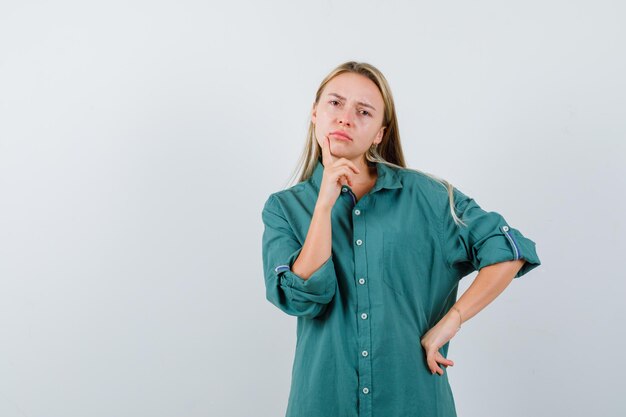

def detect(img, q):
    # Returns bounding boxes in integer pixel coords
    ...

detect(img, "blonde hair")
[286,61,466,227]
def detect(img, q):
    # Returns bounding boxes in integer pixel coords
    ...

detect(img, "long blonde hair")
[285,61,466,227]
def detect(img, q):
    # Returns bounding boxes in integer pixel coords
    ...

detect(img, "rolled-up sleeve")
[440,186,541,279]
[261,194,337,318]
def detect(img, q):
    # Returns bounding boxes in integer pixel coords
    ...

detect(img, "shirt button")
[354,209,361,215]
[361,313,368,319]
[502,225,509,232]
[342,186,348,192]
[362,387,369,394]
[362,350,368,357]
[358,278,365,285]
[356,239,363,246]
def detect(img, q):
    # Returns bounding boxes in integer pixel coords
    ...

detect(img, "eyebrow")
[327,93,377,111]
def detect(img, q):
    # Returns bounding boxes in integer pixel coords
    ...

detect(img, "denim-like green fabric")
[261,157,541,417]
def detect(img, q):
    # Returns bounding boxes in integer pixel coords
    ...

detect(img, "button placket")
[352,198,372,415]
[341,185,357,205]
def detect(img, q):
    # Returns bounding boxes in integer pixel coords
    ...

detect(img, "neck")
[350,156,377,185]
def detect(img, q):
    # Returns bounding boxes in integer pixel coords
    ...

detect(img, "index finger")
[321,135,336,167]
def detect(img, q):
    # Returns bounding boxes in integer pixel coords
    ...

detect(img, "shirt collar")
[310,156,403,193]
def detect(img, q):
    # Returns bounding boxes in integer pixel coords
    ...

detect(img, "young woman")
[261,61,541,417]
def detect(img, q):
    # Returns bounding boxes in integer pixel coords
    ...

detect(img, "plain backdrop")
[1,1,624,416]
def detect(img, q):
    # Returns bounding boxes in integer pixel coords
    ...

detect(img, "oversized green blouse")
[261,156,541,417]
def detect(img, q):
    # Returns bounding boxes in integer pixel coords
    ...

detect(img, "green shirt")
[261,157,541,417]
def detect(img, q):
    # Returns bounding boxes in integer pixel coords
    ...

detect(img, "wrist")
[314,201,333,214]
[447,307,463,331]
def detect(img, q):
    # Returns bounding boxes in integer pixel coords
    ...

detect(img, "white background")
[1,1,624,416]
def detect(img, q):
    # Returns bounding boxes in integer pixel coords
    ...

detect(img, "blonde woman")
[261,61,541,417]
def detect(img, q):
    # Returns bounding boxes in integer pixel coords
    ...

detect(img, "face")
[311,72,386,161]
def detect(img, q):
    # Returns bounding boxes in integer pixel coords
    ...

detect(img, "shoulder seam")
[439,186,455,275]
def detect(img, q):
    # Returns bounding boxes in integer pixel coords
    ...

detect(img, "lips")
[330,131,352,141]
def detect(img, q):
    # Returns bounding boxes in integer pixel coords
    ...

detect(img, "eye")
[329,100,340,106]
[360,110,370,116]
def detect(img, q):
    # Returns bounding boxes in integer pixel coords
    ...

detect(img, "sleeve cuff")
[274,248,337,302]
[475,225,541,278]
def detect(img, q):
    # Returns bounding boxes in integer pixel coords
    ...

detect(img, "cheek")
[314,113,331,132]
[366,119,384,134]
[319,107,335,119]
[313,123,327,144]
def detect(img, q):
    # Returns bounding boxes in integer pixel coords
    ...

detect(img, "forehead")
[322,72,383,105]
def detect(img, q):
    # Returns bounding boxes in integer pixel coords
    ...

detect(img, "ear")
[311,102,317,124]
[374,126,386,145]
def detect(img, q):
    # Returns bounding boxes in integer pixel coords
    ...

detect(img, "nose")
[338,108,353,126]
